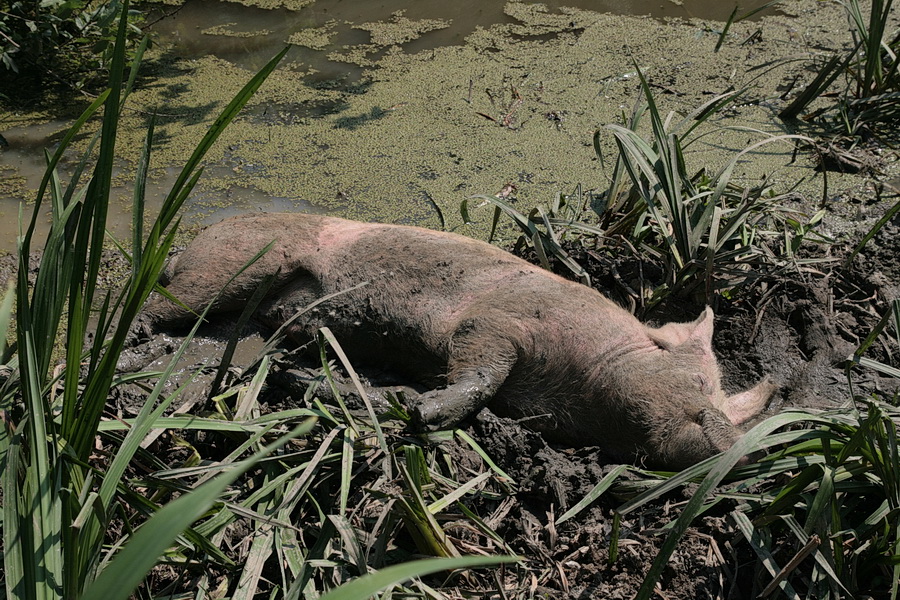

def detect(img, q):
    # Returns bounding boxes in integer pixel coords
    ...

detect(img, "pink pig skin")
[145,213,774,469]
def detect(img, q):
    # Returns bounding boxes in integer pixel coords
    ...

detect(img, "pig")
[143,213,775,469]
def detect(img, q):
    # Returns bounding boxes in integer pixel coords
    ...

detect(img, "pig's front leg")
[661,378,778,468]
[410,368,508,431]
[658,408,744,469]
[410,334,517,431]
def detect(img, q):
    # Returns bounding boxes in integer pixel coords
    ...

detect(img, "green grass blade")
[454,429,516,486]
[779,53,849,120]
[131,117,154,281]
[97,245,277,506]
[455,501,515,552]
[733,510,801,600]
[0,281,14,362]
[233,355,269,420]
[737,0,783,20]
[317,555,520,600]
[779,514,852,596]
[1,427,26,600]
[804,466,836,535]
[77,0,132,330]
[861,0,891,93]
[210,270,278,398]
[232,521,276,600]
[19,90,109,253]
[329,514,368,576]
[715,6,738,52]
[856,356,900,378]
[844,196,900,268]
[340,426,355,514]
[96,409,321,433]
[316,335,360,437]
[559,464,628,524]
[245,280,368,375]
[320,328,389,457]
[464,194,537,238]
[764,463,829,517]
[123,35,150,99]
[892,527,900,600]
[675,89,743,142]
[428,471,492,515]
[396,459,458,558]
[15,264,63,600]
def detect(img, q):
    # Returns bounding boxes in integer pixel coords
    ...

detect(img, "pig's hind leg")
[410,325,518,431]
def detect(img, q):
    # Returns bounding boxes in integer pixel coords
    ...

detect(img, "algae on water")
[201,23,273,37]
[0,0,889,248]
[354,11,451,46]
[287,20,338,50]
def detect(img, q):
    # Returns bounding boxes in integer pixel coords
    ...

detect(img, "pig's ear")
[649,306,715,351]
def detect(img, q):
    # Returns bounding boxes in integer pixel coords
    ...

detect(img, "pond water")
[149,0,776,73]
[0,0,808,253]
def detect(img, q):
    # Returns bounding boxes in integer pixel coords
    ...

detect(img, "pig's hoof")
[124,314,156,348]
[408,390,461,432]
[409,399,442,432]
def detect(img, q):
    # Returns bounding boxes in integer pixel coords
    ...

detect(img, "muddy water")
[150,0,778,73]
[0,0,859,254]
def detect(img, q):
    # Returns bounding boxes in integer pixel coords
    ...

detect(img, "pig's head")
[647,307,727,408]
[621,307,773,469]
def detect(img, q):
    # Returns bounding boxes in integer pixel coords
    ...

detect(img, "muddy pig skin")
[145,213,774,469]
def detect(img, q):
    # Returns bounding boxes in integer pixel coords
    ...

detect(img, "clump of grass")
[780,0,899,136]
[594,67,813,309]
[629,400,900,599]
[0,4,303,594]
[463,184,602,286]
[93,336,519,597]
[0,4,517,598]
[469,66,816,313]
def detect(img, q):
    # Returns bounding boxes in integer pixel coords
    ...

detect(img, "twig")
[758,534,820,598]
[142,3,186,29]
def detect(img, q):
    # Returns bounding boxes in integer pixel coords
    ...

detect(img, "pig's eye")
[694,373,713,395]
